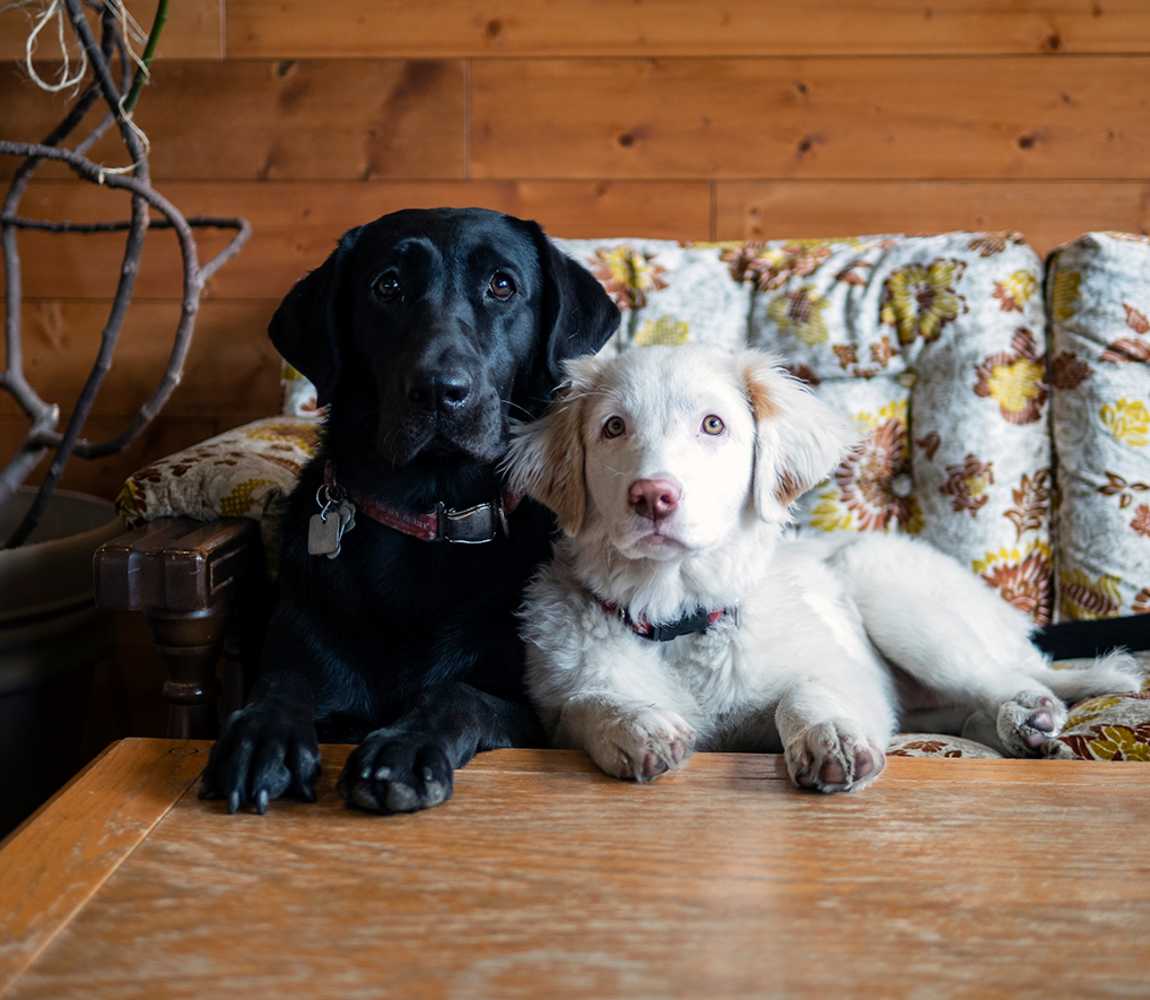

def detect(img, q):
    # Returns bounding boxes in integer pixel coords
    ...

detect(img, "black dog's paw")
[337,731,453,814]
[199,700,320,814]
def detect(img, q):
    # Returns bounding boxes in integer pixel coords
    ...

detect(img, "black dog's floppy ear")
[268,227,361,408]
[523,221,620,403]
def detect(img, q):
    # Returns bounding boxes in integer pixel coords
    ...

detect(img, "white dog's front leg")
[557,696,698,782]
[774,681,891,794]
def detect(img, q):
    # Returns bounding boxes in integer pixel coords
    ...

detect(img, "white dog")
[503,345,1139,792]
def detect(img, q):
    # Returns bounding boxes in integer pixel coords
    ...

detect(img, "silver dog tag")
[308,508,343,557]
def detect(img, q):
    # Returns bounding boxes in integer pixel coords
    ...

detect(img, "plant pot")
[0,487,123,836]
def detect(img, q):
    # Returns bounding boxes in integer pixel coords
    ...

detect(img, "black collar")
[596,596,734,642]
[322,462,515,544]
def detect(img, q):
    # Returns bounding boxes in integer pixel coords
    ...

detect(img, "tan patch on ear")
[775,469,804,507]
[542,396,587,535]
[745,371,778,421]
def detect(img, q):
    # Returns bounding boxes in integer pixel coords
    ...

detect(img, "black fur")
[200,209,619,815]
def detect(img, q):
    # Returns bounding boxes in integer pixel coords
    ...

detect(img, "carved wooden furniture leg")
[94,518,259,739]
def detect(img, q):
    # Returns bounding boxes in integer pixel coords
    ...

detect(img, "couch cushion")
[116,417,320,556]
[1043,654,1150,760]
[557,233,1053,623]
[887,734,1003,759]
[1046,232,1150,621]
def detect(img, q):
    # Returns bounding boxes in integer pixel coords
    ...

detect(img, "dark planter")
[0,488,122,837]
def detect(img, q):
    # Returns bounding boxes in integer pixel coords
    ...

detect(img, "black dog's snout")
[406,368,473,413]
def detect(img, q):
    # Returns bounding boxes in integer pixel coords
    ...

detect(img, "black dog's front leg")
[338,683,542,814]
[199,613,323,814]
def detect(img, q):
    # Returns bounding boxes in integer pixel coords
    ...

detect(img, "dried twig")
[1,0,250,547]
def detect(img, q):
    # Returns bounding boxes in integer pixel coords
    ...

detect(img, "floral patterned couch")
[115,230,1150,762]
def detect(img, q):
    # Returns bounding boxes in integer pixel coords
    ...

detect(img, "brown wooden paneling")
[471,57,1150,180]
[0,1,222,61]
[0,414,223,500]
[11,180,710,300]
[716,180,1150,255]
[227,0,1150,57]
[2,59,465,180]
[13,299,281,418]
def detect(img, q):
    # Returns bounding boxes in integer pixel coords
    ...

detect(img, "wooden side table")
[93,518,262,738]
[2,741,1149,997]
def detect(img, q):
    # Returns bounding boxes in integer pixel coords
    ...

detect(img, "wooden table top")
[2,739,1148,998]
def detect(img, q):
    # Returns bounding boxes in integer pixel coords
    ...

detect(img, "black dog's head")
[269,208,620,470]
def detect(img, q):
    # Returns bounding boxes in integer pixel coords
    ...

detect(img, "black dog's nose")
[407,369,473,413]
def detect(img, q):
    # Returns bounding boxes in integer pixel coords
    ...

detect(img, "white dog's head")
[504,345,857,561]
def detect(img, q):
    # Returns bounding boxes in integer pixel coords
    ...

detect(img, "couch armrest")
[94,517,261,739]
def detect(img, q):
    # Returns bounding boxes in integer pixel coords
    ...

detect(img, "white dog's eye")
[603,416,626,439]
[701,414,725,436]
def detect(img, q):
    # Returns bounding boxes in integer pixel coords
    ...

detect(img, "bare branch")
[1,0,250,547]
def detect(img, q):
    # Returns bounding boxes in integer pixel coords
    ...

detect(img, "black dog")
[200,208,619,814]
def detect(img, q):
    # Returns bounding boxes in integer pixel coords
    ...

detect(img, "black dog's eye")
[603,416,626,439]
[488,271,517,301]
[372,272,402,303]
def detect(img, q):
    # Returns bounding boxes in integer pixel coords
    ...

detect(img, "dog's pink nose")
[628,477,681,522]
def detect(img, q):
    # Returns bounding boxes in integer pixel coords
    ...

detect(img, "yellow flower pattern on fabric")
[1101,398,1150,448]
[992,269,1038,313]
[1050,268,1081,321]
[591,246,668,309]
[1064,695,1126,731]
[219,479,277,517]
[634,316,690,347]
[880,259,967,345]
[809,400,922,535]
[1084,725,1150,762]
[114,477,148,524]
[988,358,1044,413]
[1059,568,1123,621]
[246,421,322,453]
[766,286,829,345]
[973,540,1053,624]
[973,329,1047,425]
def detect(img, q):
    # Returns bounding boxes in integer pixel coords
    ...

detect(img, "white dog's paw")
[996,690,1067,757]
[587,707,696,782]
[784,719,886,794]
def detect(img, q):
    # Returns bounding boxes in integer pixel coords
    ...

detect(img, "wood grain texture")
[12,299,281,417]
[471,57,1150,180]
[11,180,710,300]
[227,0,1150,57]
[5,744,1150,998]
[715,180,1150,255]
[1,59,465,181]
[0,1,223,61]
[0,739,207,993]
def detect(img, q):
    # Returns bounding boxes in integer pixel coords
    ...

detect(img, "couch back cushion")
[555,234,1053,623]
[276,232,1052,621]
[1046,232,1150,621]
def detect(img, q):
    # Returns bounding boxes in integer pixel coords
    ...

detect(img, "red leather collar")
[323,462,519,544]
[597,597,730,642]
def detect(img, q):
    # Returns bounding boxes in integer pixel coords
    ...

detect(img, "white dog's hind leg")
[829,535,1142,756]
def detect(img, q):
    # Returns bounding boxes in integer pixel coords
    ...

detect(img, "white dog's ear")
[503,357,598,536]
[741,352,859,523]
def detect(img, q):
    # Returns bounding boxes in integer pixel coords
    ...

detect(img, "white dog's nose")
[628,477,681,522]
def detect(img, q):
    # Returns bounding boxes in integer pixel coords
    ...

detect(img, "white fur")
[506,346,1142,792]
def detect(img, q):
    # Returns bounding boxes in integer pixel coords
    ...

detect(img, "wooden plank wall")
[3,0,1150,499]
